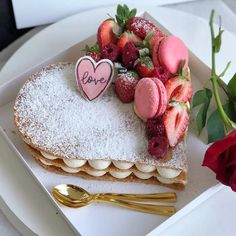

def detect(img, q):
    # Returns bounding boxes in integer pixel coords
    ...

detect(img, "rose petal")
[229,167,236,192]
[203,130,236,172]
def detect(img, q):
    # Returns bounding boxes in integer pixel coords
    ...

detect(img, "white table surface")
[1,0,236,235]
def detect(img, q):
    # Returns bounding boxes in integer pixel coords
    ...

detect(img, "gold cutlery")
[52,184,176,216]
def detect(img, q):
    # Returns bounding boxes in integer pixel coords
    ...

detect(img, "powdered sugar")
[14,63,187,169]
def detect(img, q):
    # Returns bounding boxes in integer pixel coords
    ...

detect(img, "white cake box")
[0,11,221,236]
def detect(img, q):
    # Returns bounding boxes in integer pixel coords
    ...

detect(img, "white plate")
[1,5,236,234]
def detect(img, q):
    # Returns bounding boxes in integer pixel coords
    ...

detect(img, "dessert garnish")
[75,56,114,101]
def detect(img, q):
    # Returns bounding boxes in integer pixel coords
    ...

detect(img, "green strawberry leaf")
[192,88,212,134]
[129,9,137,18]
[207,109,225,143]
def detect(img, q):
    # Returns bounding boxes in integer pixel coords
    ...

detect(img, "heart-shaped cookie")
[75,56,114,101]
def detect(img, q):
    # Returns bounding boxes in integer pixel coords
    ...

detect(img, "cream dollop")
[61,166,79,173]
[135,163,156,173]
[88,160,111,170]
[86,169,106,177]
[110,170,131,179]
[134,171,152,180]
[41,151,58,160]
[63,159,87,168]
[113,161,134,170]
[157,167,181,178]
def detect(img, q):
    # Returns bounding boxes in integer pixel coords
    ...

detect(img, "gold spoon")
[52,184,176,216]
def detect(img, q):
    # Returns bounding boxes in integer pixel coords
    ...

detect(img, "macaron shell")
[134,78,159,119]
[159,36,189,74]
[152,37,163,67]
[151,78,167,116]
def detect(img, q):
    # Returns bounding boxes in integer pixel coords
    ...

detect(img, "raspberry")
[122,42,139,69]
[145,118,165,140]
[148,137,169,159]
[152,66,171,84]
[101,43,120,62]
[115,72,139,103]
[86,51,101,62]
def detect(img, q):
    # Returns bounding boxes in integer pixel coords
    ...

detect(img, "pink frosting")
[158,36,188,74]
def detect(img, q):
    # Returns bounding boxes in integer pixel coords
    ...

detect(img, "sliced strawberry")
[86,52,101,62]
[115,72,139,103]
[165,76,193,103]
[148,30,165,55]
[135,56,154,78]
[97,20,119,49]
[117,31,142,49]
[125,17,157,39]
[163,103,189,147]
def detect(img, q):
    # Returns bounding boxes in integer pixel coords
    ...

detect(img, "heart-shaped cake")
[14,5,192,190]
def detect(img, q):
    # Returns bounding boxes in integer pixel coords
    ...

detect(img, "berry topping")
[122,42,139,69]
[152,66,171,84]
[165,76,193,103]
[135,56,154,78]
[115,4,137,28]
[97,20,119,49]
[148,136,169,158]
[117,31,142,49]
[163,103,189,147]
[148,30,165,55]
[101,43,120,62]
[115,72,139,103]
[83,43,101,62]
[125,17,157,39]
[145,118,165,140]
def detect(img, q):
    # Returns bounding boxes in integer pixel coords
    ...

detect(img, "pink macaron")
[158,35,189,74]
[134,77,167,121]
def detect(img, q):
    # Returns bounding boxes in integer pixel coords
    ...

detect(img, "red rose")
[202,130,236,191]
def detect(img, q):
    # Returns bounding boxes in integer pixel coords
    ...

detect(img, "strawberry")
[148,30,165,55]
[115,72,139,103]
[152,66,171,84]
[165,76,193,103]
[163,103,189,147]
[125,17,157,39]
[135,56,154,78]
[97,20,119,49]
[117,31,142,49]
[83,43,101,62]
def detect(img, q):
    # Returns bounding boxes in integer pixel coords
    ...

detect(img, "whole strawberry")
[83,43,101,62]
[115,72,139,103]
[122,42,139,69]
[125,17,157,39]
[135,56,154,78]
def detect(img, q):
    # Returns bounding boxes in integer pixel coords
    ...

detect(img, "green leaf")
[223,101,236,123]
[213,17,224,53]
[192,88,212,108]
[117,4,123,16]
[192,88,212,134]
[196,104,208,134]
[227,73,236,96]
[129,8,137,18]
[123,4,129,16]
[207,109,225,143]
